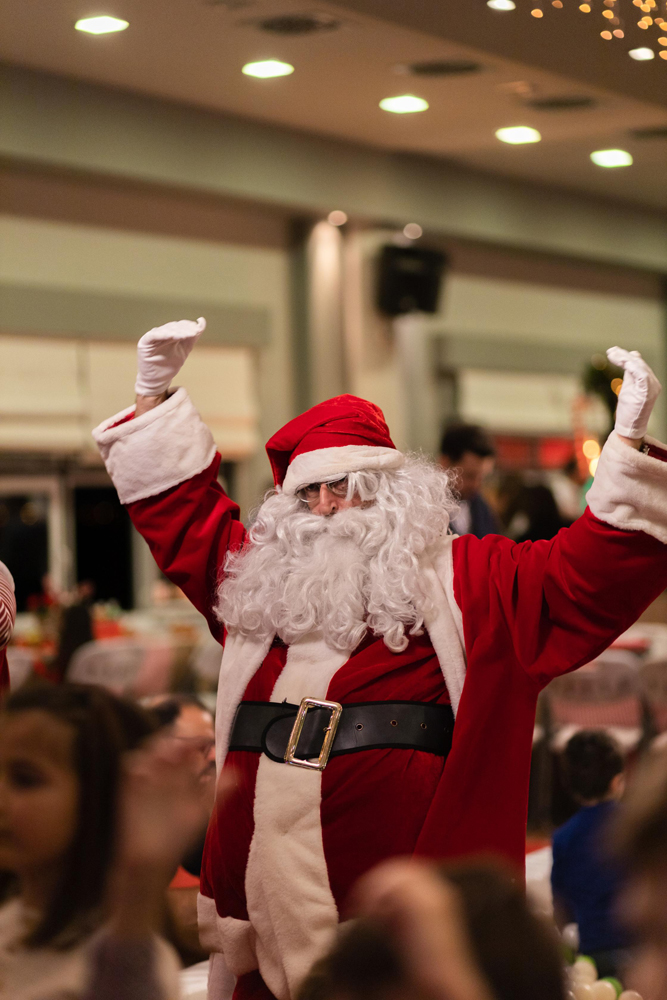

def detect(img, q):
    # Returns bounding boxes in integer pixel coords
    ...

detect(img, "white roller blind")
[0,336,86,449]
[0,335,259,457]
[459,369,578,434]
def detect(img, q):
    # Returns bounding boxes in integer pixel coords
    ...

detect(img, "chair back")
[547,656,641,728]
[68,638,173,696]
[191,640,222,688]
[639,659,667,733]
[6,647,36,689]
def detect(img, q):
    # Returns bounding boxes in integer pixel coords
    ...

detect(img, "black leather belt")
[229,698,454,771]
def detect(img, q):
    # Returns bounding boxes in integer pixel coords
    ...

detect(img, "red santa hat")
[266,394,404,495]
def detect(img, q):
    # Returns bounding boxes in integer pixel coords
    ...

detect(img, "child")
[0,683,211,999]
[551,729,630,978]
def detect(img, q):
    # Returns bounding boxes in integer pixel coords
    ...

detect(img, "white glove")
[607,346,661,440]
[135,317,206,396]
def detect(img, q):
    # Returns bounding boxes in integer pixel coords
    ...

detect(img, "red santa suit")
[94,390,667,1000]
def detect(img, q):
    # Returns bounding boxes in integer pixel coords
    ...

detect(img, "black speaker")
[376,245,447,317]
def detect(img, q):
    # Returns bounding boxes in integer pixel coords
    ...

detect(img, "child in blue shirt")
[551,729,630,978]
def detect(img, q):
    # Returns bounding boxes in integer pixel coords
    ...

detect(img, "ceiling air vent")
[403,59,483,76]
[526,95,596,111]
[631,126,667,139]
[254,12,341,34]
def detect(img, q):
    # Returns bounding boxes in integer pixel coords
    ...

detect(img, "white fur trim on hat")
[587,430,667,544]
[282,445,404,495]
[92,387,216,505]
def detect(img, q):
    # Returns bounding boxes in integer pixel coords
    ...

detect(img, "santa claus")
[94,320,667,1000]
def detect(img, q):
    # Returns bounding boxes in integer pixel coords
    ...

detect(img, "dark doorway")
[0,496,48,612]
[75,487,133,609]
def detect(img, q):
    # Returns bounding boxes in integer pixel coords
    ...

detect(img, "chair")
[545,654,643,753]
[639,659,667,734]
[191,639,222,689]
[68,638,174,696]
[6,647,36,689]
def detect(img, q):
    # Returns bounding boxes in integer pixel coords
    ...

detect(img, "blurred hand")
[135,317,206,397]
[607,347,661,441]
[117,734,231,872]
[352,858,495,1000]
[109,737,234,939]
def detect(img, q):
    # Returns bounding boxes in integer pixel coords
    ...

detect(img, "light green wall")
[2,64,666,272]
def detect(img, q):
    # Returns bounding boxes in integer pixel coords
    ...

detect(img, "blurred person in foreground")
[299,857,564,1000]
[613,747,667,1000]
[551,731,630,978]
[147,694,216,964]
[0,683,215,999]
[93,320,667,1000]
[439,424,499,538]
[0,562,16,692]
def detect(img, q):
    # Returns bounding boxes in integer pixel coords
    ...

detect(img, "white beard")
[216,455,457,653]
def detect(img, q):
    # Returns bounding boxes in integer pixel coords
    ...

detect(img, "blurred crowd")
[440,423,588,544]
[0,665,667,1000]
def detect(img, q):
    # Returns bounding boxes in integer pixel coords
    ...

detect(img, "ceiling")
[0,0,666,211]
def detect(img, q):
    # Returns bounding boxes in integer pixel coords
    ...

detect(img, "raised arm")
[454,347,667,687]
[93,319,246,641]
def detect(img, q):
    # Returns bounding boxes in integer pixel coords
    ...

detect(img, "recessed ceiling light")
[590,148,633,167]
[74,15,129,34]
[328,210,348,226]
[403,223,423,239]
[242,59,294,78]
[379,95,429,114]
[495,126,541,144]
[487,0,516,9]
[628,46,654,59]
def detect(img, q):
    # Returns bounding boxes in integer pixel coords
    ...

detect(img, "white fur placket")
[245,633,350,1000]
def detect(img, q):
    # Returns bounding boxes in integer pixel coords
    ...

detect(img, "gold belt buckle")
[284,697,343,771]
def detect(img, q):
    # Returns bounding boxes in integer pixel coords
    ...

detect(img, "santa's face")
[296,476,365,517]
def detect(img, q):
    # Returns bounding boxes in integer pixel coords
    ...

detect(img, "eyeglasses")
[296,477,350,504]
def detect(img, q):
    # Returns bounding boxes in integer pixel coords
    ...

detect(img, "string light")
[500,0,666,56]
[582,439,601,460]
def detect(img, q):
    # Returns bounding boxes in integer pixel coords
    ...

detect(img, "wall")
[2,65,666,273]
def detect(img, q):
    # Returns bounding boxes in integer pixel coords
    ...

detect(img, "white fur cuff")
[282,446,404,495]
[92,387,216,505]
[587,430,667,544]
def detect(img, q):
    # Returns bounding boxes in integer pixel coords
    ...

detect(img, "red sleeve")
[127,454,246,642]
[453,508,667,687]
